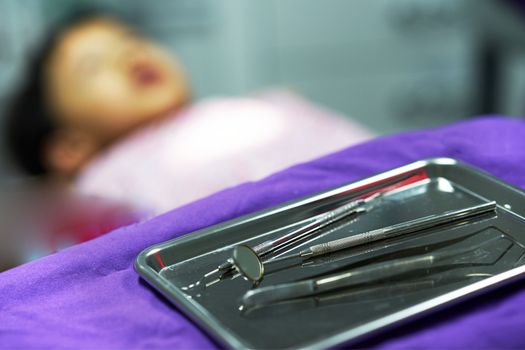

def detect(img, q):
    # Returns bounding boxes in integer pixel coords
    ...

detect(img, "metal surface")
[232,245,263,282]
[135,158,525,349]
[242,232,511,307]
[204,193,378,279]
[228,202,496,282]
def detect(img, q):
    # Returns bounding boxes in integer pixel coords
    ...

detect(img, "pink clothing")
[75,90,373,215]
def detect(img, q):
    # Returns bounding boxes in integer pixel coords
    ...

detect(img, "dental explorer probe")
[298,201,496,259]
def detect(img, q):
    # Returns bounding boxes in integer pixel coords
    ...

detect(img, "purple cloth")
[2,116,525,349]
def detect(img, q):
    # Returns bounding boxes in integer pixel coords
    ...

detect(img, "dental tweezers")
[242,230,509,307]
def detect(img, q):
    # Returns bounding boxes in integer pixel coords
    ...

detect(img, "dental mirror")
[233,245,264,282]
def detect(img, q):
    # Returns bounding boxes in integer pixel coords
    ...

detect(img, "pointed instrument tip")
[204,268,219,279]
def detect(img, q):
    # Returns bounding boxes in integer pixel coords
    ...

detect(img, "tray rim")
[134,157,525,349]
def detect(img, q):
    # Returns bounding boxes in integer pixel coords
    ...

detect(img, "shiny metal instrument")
[231,201,497,282]
[298,201,497,259]
[242,232,511,307]
[203,193,382,280]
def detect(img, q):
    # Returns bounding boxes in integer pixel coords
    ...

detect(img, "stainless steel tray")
[135,158,525,349]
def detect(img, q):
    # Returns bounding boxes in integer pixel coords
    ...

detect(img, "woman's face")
[45,17,189,142]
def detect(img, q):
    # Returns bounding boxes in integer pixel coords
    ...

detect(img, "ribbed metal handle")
[253,198,368,256]
[309,227,390,256]
[306,201,496,258]
[251,240,274,255]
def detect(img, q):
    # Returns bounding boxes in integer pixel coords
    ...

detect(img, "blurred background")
[2,0,525,178]
[3,0,525,269]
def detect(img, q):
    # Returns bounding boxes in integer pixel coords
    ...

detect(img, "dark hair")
[5,29,59,175]
[4,8,130,175]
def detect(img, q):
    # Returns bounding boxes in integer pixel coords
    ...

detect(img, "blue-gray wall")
[1,0,525,176]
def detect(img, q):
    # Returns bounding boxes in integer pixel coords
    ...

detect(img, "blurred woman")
[6,14,189,178]
[6,12,372,215]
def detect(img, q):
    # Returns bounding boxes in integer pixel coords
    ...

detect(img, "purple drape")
[1,116,525,349]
